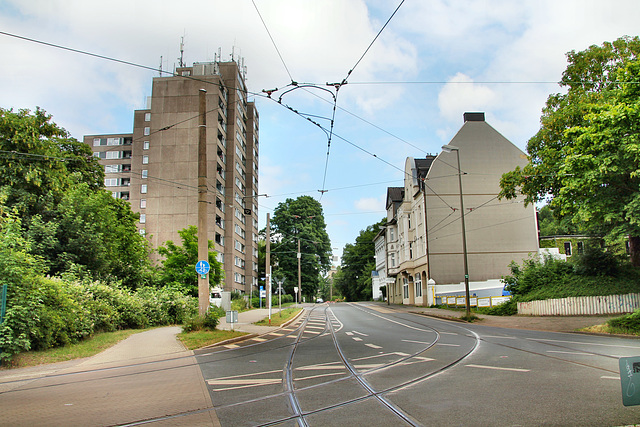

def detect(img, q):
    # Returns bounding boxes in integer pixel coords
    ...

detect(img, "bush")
[182,309,220,333]
[608,309,640,333]
[482,299,518,316]
[573,245,620,277]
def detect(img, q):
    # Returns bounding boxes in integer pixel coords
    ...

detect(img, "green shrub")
[573,245,620,277]
[483,299,518,316]
[608,309,640,333]
[182,309,220,333]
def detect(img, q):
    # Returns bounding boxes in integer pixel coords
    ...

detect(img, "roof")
[386,187,404,209]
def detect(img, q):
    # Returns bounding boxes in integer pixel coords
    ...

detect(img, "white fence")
[517,293,640,316]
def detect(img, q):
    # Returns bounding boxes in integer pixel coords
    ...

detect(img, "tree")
[537,205,582,237]
[0,107,103,221]
[335,219,385,301]
[270,196,331,300]
[499,36,640,265]
[157,225,223,297]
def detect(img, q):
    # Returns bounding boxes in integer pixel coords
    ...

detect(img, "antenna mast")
[178,36,185,68]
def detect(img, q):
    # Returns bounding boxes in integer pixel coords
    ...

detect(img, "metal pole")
[197,88,209,316]
[298,238,302,306]
[454,149,471,318]
[266,213,271,324]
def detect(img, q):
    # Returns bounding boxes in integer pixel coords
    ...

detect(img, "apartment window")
[140,199,146,209]
[390,253,396,268]
[143,141,150,150]
[143,127,150,136]
[409,242,413,259]
[106,151,121,160]
[141,184,147,194]
[105,165,119,173]
[139,214,146,224]
[104,178,119,187]
[403,278,409,299]
[144,112,151,121]
[142,155,149,164]
[141,169,148,179]
[414,273,422,298]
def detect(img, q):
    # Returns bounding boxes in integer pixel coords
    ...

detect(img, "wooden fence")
[517,293,640,316]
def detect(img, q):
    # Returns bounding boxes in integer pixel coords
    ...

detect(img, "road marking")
[483,335,517,339]
[353,364,384,370]
[207,378,281,391]
[547,350,592,356]
[268,333,284,337]
[437,343,460,347]
[251,338,266,342]
[402,339,433,345]
[352,337,363,342]
[527,338,640,349]
[306,325,325,330]
[345,332,354,336]
[365,343,383,349]
[352,331,369,337]
[295,372,346,382]
[466,364,530,372]
[224,344,240,349]
[602,376,620,380]
[296,363,344,371]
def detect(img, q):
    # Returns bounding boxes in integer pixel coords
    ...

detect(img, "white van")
[210,287,223,307]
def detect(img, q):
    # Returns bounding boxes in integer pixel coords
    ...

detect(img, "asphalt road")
[1,304,640,426]
[196,302,640,426]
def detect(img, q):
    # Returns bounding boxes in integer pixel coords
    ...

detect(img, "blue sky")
[1,0,639,258]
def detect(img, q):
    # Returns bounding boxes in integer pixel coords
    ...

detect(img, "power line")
[251,0,294,82]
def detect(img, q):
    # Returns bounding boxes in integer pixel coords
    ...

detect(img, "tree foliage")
[157,225,224,296]
[270,196,331,300]
[499,36,640,265]
[334,219,385,301]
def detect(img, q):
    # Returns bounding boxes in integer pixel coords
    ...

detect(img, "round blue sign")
[195,260,211,275]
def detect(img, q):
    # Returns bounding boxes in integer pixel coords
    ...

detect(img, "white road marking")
[527,338,640,349]
[352,337,363,342]
[352,331,369,337]
[437,343,460,347]
[466,364,530,372]
[602,376,620,380]
[294,372,346,381]
[402,339,433,345]
[224,344,239,349]
[547,350,592,356]
[251,338,266,342]
[365,343,383,349]
[483,335,517,339]
[345,332,354,336]
[353,364,384,370]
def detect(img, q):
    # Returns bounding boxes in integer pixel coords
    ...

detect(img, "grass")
[177,329,247,350]
[3,329,148,369]
[254,307,302,327]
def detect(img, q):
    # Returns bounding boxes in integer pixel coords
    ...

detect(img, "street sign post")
[195,260,210,279]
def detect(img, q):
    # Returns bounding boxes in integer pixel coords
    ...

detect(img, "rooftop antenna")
[217,47,221,63]
[231,45,235,61]
[159,55,163,76]
[178,36,185,68]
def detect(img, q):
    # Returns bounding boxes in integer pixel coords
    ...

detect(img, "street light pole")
[442,144,470,318]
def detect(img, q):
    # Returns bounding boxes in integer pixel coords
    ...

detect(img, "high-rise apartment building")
[85,60,259,295]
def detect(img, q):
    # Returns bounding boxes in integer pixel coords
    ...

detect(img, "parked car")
[316,298,324,303]
[210,287,223,307]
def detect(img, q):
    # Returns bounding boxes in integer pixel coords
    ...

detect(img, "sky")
[1,0,639,259]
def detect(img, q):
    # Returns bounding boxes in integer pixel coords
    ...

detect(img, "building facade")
[385,112,539,305]
[85,61,259,295]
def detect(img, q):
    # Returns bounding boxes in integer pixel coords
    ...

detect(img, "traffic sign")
[195,260,211,275]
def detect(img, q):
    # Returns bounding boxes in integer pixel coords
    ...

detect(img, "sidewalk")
[216,306,300,335]
[371,302,623,334]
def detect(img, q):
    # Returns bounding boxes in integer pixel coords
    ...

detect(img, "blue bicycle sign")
[195,260,211,276]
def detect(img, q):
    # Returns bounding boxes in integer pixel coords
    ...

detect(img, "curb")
[408,310,468,323]
[200,307,306,349]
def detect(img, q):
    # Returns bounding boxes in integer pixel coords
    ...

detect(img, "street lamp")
[441,144,471,318]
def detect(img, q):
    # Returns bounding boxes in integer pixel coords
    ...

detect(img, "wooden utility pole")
[197,89,209,316]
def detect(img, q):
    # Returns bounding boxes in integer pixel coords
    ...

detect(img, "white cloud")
[354,196,384,212]
[437,73,499,123]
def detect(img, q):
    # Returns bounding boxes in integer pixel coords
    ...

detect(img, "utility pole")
[197,89,209,316]
[298,238,302,305]
[266,213,271,324]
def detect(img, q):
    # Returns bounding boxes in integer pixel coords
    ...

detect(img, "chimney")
[464,112,485,122]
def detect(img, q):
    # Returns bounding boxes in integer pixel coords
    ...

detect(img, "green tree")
[537,205,581,237]
[0,107,103,221]
[157,225,224,296]
[499,36,640,265]
[270,196,331,300]
[335,219,385,301]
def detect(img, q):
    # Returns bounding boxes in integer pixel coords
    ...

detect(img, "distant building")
[85,60,259,295]
[384,112,539,305]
